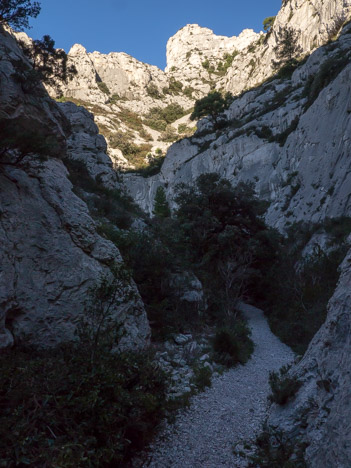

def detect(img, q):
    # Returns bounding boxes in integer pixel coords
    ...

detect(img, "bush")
[146,83,162,99]
[248,425,307,467]
[303,54,350,109]
[190,91,232,126]
[269,366,302,405]
[192,366,212,391]
[0,346,168,466]
[117,108,143,131]
[65,158,139,228]
[97,81,110,95]
[259,220,349,354]
[163,78,183,95]
[212,322,254,367]
[263,16,276,32]
[145,103,185,126]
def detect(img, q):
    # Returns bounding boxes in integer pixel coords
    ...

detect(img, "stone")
[173,333,193,345]
[200,354,210,361]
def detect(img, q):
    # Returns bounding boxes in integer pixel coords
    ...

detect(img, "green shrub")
[269,366,302,405]
[144,118,167,132]
[146,83,162,99]
[192,366,212,391]
[108,93,124,105]
[303,54,350,109]
[217,51,239,75]
[0,346,167,467]
[158,125,178,142]
[163,78,183,95]
[212,322,254,367]
[259,220,349,354]
[97,81,110,95]
[248,425,307,467]
[183,86,195,98]
[65,158,139,228]
[263,16,276,32]
[117,108,143,131]
[153,186,171,218]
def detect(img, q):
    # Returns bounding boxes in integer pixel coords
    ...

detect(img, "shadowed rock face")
[0,26,150,349]
[267,244,351,467]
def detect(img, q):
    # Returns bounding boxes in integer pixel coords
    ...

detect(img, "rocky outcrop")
[42,0,351,172]
[166,24,260,94]
[0,26,150,349]
[123,23,351,230]
[223,0,351,95]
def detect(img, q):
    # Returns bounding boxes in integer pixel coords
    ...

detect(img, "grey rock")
[0,27,150,349]
[173,333,193,345]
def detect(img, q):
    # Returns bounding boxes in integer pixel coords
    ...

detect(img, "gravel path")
[137,303,294,468]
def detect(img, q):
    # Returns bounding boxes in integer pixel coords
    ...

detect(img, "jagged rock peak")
[166,23,260,72]
[69,43,88,55]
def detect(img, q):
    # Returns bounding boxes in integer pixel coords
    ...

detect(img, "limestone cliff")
[42,0,351,174]
[124,23,351,231]
[0,26,150,349]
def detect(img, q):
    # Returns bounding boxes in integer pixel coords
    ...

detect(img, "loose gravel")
[137,303,294,468]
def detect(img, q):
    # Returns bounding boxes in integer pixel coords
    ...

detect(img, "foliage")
[303,54,350,110]
[201,59,215,73]
[0,345,167,466]
[0,0,40,30]
[127,154,165,178]
[117,108,143,131]
[0,267,169,466]
[217,51,239,75]
[77,264,136,365]
[0,117,62,166]
[259,219,350,354]
[97,81,110,95]
[192,365,212,391]
[269,366,302,405]
[19,35,77,89]
[146,83,162,99]
[158,125,178,142]
[248,425,307,467]
[273,27,303,69]
[183,86,195,98]
[144,103,186,131]
[190,91,232,126]
[109,130,152,167]
[263,16,276,32]
[153,186,171,218]
[101,173,279,342]
[212,321,254,367]
[163,78,183,95]
[174,174,278,322]
[65,158,140,228]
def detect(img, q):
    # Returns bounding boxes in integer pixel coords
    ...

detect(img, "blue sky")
[27,0,281,70]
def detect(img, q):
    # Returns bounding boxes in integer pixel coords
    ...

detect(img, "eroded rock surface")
[268,244,351,467]
[0,26,150,349]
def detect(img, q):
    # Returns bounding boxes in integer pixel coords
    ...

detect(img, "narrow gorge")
[1,0,351,466]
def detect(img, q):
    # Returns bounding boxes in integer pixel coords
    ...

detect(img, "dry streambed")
[136,304,294,468]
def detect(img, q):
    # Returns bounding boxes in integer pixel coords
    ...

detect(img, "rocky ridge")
[42,0,351,174]
[124,22,351,231]
[0,25,150,349]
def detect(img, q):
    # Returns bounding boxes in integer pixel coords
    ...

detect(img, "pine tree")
[273,27,303,69]
[153,186,171,218]
[0,0,41,30]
